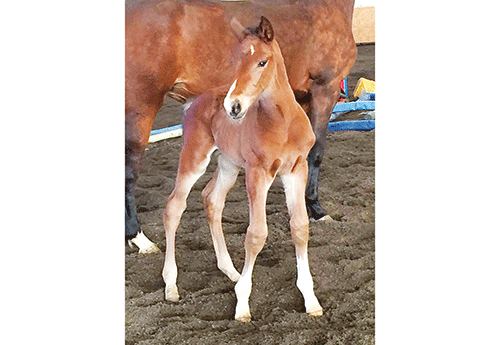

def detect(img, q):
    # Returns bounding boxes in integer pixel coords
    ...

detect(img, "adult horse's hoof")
[129,231,161,255]
[310,215,334,223]
[306,200,331,222]
[138,243,160,255]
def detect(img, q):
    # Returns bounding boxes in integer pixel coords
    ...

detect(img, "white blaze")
[223,79,237,116]
[250,45,255,55]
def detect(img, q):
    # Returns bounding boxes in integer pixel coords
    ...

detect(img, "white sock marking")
[130,231,159,254]
[234,266,254,320]
[296,252,322,314]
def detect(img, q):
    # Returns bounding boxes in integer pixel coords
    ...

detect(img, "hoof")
[165,286,180,302]
[310,215,334,223]
[307,307,323,317]
[220,265,240,282]
[228,271,241,283]
[129,232,161,255]
[235,313,252,323]
[138,243,160,255]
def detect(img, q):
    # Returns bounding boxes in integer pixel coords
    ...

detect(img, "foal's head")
[223,16,279,120]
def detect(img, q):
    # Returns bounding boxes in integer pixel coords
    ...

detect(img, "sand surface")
[126,44,375,345]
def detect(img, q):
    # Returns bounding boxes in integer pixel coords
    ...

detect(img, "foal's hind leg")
[282,157,323,317]
[162,143,216,302]
[234,166,274,322]
[202,154,240,282]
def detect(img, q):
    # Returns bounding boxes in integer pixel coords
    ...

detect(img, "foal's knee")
[163,192,187,221]
[291,219,309,248]
[245,226,268,252]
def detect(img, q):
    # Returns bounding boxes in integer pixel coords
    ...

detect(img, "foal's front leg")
[234,166,274,322]
[162,143,215,302]
[282,157,323,317]
[202,154,241,282]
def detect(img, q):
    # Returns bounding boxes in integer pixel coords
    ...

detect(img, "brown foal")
[162,17,322,322]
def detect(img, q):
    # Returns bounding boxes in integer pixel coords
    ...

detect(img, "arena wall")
[353,6,375,43]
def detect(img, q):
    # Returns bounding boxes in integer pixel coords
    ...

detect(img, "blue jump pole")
[328,120,375,132]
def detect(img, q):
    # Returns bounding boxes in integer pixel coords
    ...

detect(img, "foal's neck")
[261,43,297,115]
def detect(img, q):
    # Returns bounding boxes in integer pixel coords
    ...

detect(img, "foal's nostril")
[231,101,241,117]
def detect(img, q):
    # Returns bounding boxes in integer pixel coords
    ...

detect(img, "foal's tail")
[182,89,222,127]
[181,97,196,118]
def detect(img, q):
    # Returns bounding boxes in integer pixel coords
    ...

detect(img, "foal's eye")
[258,60,267,67]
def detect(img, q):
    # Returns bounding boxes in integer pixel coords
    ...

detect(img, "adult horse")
[126,0,357,253]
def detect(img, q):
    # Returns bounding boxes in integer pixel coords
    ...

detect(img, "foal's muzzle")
[227,100,246,119]
[230,101,242,118]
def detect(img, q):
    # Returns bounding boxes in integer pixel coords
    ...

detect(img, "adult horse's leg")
[305,81,341,222]
[281,157,323,316]
[126,144,159,253]
[125,141,141,239]
[163,138,216,302]
[201,154,241,283]
[126,106,161,254]
[234,165,274,322]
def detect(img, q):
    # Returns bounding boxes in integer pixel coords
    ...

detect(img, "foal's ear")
[230,17,250,42]
[256,16,274,43]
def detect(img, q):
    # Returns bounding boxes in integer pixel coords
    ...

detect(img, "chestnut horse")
[126,0,357,253]
[163,16,322,322]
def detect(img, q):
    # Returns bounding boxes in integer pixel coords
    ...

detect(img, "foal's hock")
[162,17,322,322]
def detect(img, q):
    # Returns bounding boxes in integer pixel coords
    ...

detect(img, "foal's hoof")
[307,307,323,317]
[228,271,241,283]
[235,313,252,323]
[165,287,180,302]
[220,265,240,282]
[310,215,334,223]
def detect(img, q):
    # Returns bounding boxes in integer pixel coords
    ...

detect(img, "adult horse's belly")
[168,1,315,103]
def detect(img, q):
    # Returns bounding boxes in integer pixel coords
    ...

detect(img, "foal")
[162,17,323,322]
